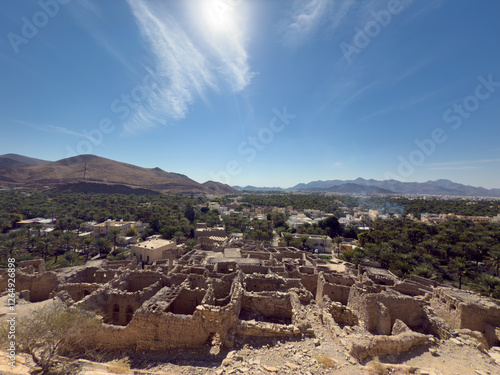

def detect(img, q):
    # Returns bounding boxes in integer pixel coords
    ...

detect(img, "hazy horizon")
[1,0,499,188]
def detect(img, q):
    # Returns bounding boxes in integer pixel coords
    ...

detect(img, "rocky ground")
[1,286,499,375]
[1,299,499,375]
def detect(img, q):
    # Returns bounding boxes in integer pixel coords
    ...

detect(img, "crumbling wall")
[245,276,286,292]
[347,287,425,334]
[64,267,116,284]
[391,280,430,296]
[51,282,102,302]
[75,279,166,326]
[239,292,293,324]
[122,271,165,292]
[430,287,500,346]
[82,273,244,350]
[300,273,318,297]
[349,330,431,361]
[0,271,58,302]
[167,288,206,315]
[316,273,351,305]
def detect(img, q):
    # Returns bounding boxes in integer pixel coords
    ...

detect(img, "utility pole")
[83,163,87,182]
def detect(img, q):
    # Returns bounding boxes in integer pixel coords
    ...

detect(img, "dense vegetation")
[0,190,219,267]
[1,190,499,299]
[241,193,500,218]
[344,217,500,298]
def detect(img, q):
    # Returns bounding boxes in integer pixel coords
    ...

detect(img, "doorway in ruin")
[126,305,134,324]
[112,304,120,323]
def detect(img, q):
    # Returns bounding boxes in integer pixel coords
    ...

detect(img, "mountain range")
[234,178,500,197]
[0,154,238,195]
[288,178,500,197]
[1,154,499,198]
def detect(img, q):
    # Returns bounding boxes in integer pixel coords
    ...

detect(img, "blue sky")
[1,0,499,188]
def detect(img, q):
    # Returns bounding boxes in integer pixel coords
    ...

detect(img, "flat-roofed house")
[130,238,176,264]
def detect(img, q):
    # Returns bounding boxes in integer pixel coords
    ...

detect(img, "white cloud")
[8,119,96,142]
[123,0,254,133]
[281,0,332,46]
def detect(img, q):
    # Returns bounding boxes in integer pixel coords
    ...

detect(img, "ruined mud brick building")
[1,239,500,360]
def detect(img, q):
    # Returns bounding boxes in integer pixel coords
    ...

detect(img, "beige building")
[194,224,227,240]
[130,238,176,264]
[93,219,140,238]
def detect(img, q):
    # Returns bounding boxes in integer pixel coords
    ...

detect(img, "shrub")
[0,303,101,374]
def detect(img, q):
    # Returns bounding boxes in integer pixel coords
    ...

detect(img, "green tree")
[109,227,121,250]
[474,274,500,298]
[485,248,500,277]
[125,227,139,237]
[36,236,55,261]
[95,237,112,258]
[299,235,310,251]
[1,237,19,260]
[0,304,101,374]
[61,231,75,252]
[319,216,342,239]
[450,257,471,289]
[282,233,293,246]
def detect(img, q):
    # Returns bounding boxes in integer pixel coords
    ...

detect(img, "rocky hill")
[0,154,232,195]
[202,181,239,195]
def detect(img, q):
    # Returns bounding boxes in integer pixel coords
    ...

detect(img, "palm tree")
[61,232,75,253]
[1,237,19,260]
[33,223,44,237]
[81,236,94,261]
[95,237,112,258]
[474,274,500,298]
[282,233,293,246]
[108,227,121,251]
[485,248,500,277]
[36,236,54,261]
[450,257,470,289]
[299,235,310,251]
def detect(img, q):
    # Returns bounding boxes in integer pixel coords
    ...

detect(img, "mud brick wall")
[300,273,318,297]
[240,292,293,322]
[122,271,165,292]
[238,265,269,274]
[235,320,299,338]
[318,282,351,305]
[245,277,285,292]
[391,280,429,296]
[0,271,58,302]
[65,267,116,284]
[85,279,243,350]
[52,282,102,302]
[457,303,500,346]
[316,273,352,305]
[347,287,425,333]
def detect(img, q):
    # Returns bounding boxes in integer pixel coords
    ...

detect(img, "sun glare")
[201,0,238,35]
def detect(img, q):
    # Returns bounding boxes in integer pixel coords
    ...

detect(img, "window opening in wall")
[112,304,120,323]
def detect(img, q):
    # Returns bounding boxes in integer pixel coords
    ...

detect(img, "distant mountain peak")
[290,178,500,197]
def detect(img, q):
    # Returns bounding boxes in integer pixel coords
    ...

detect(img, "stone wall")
[240,292,292,323]
[347,287,425,334]
[0,271,58,302]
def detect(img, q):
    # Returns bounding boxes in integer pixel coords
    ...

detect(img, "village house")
[129,238,176,265]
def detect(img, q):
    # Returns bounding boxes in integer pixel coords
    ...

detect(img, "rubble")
[1,238,499,367]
